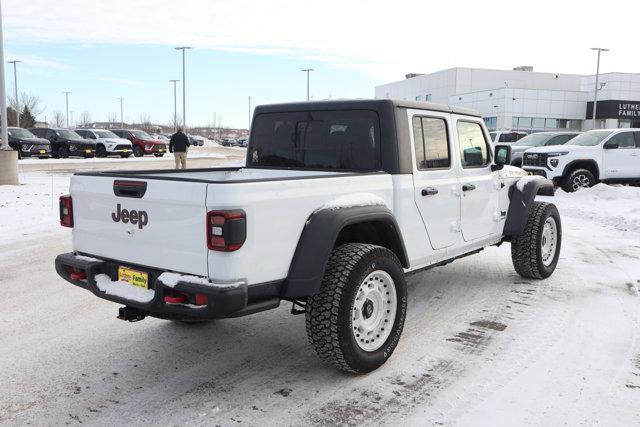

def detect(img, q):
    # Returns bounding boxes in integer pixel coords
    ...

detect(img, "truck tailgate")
[70,175,209,276]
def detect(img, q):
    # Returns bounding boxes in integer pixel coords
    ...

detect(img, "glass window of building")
[415,95,422,101]
[457,121,489,168]
[532,118,545,128]
[425,94,432,101]
[545,118,557,129]
[518,117,532,129]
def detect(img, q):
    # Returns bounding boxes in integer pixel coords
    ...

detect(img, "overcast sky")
[4,0,639,129]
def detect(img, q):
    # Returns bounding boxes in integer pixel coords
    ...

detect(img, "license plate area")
[118,267,149,289]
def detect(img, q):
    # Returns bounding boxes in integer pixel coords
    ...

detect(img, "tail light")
[59,195,73,227]
[206,210,246,251]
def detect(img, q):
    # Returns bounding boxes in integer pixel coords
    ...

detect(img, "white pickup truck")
[56,99,561,373]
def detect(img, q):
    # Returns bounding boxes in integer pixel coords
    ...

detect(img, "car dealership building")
[375,67,640,132]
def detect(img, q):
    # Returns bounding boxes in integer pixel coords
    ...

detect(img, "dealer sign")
[586,100,640,119]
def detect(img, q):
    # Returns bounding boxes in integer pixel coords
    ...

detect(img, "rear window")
[247,110,381,170]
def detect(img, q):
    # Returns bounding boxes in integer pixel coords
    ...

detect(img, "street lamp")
[117,97,124,129]
[175,47,192,130]
[70,111,74,128]
[8,60,20,127]
[301,68,314,101]
[590,47,610,129]
[62,91,71,128]
[169,79,179,131]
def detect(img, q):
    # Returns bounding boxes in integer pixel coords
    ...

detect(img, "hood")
[14,137,50,145]
[524,144,597,154]
[100,138,132,145]
[510,144,534,153]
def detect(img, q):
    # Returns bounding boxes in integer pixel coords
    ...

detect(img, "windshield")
[8,128,36,138]
[514,133,552,147]
[57,130,82,139]
[132,130,152,139]
[95,130,118,138]
[568,131,613,146]
[247,110,381,171]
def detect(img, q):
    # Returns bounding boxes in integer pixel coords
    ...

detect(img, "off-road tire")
[305,243,407,374]
[57,146,69,159]
[561,168,595,193]
[511,202,561,279]
[133,146,144,157]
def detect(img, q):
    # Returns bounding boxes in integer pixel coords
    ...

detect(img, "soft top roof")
[253,99,480,118]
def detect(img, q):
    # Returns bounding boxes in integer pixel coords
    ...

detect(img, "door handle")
[462,184,476,192]
[421,187,439,196]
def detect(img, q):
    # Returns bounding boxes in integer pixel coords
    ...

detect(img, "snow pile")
[74,254,101,262]
[94,273,155,303]
[319,192,387,210]
[542,183,640,233]
[515,175,546,192]
[158,272,244,289]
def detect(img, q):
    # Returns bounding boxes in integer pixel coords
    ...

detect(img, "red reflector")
[164,295,187,304]
[59,195,73,227]
[195,293,208,306]
[70,271,86,281]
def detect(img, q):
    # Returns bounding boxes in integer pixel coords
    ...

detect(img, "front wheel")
[511,202,562,279]
[561,169,595,193]
[120,153,131,158]
[96,145,107,158]
[305,243,407,374]
[57,146,69,159]
[154,153,164,157]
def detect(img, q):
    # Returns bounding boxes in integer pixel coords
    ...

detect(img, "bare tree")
[167,114,182,130]
[52,110,66,127]
[139,113,153,133]
[9,92,45,119]
[77,110,92,128]
[107,112,118,125]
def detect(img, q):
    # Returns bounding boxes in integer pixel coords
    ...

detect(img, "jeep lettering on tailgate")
[111,204,148,229]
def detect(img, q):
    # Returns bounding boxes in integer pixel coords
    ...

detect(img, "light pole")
[70,111,74,128]
[117,97,124,129]
[169,79,179,131]
[590,47,609,129]
[8,60,20,127]
[62,91,71,128]
[301,68,314,101]
[248,96,252,129]
[175,47,192,130]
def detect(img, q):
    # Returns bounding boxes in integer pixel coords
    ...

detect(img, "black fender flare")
[503,177,555,237]
[283,205,409,298]
[562,159,600,180]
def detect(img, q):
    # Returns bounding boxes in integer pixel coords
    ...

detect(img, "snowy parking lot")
[1,170,639,425]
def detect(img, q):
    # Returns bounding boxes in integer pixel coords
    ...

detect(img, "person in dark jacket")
[169,127,190,169]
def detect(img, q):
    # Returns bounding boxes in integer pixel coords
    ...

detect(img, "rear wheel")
[96,144,107,158]
[511,202,561,279]
[133,146,144,157]
[120,153,131,158]
[305,243,407,373]
[561,169,595,192]
[154,153,164,157]
[57,146,69,159]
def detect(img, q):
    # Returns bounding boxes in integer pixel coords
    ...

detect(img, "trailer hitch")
[117,306,147,322]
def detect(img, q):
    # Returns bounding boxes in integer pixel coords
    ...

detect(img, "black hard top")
[253,98,480,118]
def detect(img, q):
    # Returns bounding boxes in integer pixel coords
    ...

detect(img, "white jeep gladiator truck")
[522,128,640,192]
[56,99,561,373]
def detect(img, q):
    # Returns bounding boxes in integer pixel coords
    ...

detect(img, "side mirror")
[492,144,511,171]
[604,141,619,149]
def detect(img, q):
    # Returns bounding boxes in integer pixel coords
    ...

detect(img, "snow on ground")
[1,179,639,425]
[17,150,227,165]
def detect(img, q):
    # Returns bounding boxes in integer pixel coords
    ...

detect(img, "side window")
[46,130,56,139]
[457,121,489,168]
[634,132,640,148]
[412,116,450,170]
[76,130,86,138]
[498,133,510,142]
[608,132,636,148]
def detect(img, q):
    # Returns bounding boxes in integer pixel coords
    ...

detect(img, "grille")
[523,152,547,167]
[114,144,131,150]
[33,144,50,150]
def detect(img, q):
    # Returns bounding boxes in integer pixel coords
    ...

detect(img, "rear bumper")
[55,252,281,320]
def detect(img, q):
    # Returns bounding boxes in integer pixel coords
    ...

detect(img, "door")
[455,118,500,242]
[411,112,460,250]
[602,131,638,179]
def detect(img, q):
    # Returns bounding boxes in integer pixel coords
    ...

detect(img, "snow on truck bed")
[126,167,354,181]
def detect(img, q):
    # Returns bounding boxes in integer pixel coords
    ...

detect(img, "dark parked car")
[29,128,96,158]
[112,129,167,157]
[6,127,52,159]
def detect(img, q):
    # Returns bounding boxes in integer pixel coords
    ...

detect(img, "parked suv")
[523,128,640,192]
[509,131,579,167]
[6,127,51,159]
[29,128,96,158]
[112,129,167,157]
[56,99,560,374]
[75,129,133,158]
[489,130,528,144]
